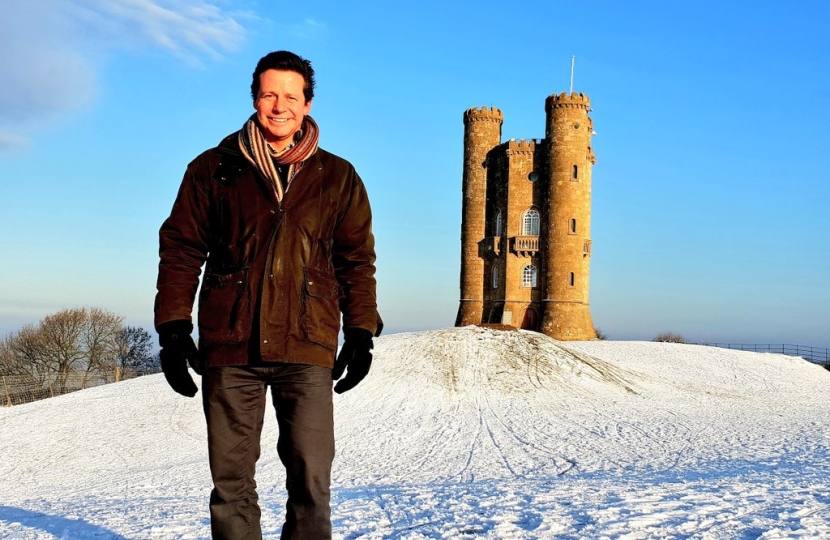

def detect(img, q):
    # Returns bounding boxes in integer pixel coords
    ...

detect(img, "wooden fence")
[1,368,160,406]
[698,343,829,366]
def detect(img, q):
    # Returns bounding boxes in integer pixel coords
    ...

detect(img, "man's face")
[254,69,312,151]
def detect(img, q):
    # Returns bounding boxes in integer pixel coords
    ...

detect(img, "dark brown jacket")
[154,132,381,368]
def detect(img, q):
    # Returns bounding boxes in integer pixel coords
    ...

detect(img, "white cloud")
[289,18,327,40]
[0,131,31,151]
[0,1,99,125]
[0,0,247,143]
[73,0,247,62]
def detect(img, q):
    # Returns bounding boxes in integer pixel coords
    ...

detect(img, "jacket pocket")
[300,266,342,350]
[198,267,252,344]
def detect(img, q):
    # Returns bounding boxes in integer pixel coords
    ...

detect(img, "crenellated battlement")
[464,106,504,124]
[545,92,591,111]
[505,138,537,155]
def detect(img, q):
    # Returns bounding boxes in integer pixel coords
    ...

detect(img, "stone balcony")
[478,236,502,259]
[510,236,539,257]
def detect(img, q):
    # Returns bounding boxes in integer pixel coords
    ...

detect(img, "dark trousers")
[202,364,335,540]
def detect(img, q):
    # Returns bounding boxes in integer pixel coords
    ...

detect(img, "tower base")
[540,301,596,341]
[455,300,484,327]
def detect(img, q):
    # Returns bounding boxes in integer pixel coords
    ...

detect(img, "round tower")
[540,92,596,340]
[456,106,503,327]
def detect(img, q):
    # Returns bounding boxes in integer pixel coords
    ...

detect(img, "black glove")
[332,327,373,394]
[157,320,199,398]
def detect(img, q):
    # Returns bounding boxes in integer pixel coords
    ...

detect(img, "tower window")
[572,165,578,180]
[569,218,577,234]
[495,210,503,237]
[569,272,575,287]
[522,209,540,236]
[523,265,538,288]
[492,265,499,289]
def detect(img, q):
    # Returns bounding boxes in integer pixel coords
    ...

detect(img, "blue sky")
[1,0,828,347]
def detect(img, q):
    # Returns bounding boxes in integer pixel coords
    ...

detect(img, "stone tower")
[455,92,596,341]
[456,106,503,327]
[540,92,596,339]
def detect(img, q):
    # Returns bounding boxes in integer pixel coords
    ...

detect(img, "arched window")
[492,265,499,289]
[572,165,579,180]
[522,209,540,236]
[522,265,537,288]
[569,218,577,234]
[494,210,503,237]
[569,272,575,287]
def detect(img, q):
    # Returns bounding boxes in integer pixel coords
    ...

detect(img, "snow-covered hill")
[2,326,829,539]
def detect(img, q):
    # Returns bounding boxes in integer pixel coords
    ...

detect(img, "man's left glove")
[157,319,200,398]
[332,327,373,394]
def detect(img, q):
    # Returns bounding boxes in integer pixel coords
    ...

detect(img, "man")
[154,50,382,540]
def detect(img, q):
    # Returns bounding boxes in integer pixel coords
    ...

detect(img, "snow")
[2,326,830,539]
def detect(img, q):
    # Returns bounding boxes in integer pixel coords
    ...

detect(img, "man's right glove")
[332,327,373,394]
[157,319,199,398]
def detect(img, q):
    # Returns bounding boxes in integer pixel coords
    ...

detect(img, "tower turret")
[456,106,503,327]
[540,92,596,339]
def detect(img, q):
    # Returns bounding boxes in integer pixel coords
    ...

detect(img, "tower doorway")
[521,307,538,331]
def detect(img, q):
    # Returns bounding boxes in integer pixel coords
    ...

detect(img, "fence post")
[115,366,122,382]
[2,376,11,407]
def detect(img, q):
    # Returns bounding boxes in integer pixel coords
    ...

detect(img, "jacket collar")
[217,130,324,210]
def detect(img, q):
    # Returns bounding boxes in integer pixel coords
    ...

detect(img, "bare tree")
[0,332,30,377]
[116,326,158,373]
[1,308,132,394]
[39,309,97,391]
[653,332,685,343]
[1,321,67,394]
[81,308,124,385]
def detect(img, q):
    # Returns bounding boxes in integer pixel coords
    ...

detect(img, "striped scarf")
[238,114,320,202]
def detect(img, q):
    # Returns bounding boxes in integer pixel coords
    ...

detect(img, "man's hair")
[250,51,316,102]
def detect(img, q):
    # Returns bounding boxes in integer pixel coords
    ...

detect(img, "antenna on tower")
[569,55,575,94]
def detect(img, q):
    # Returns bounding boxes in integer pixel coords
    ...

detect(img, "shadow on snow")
[0,505,131,540]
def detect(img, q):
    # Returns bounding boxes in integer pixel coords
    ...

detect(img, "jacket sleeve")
[154,159,212,330]
[332,169,382,336]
